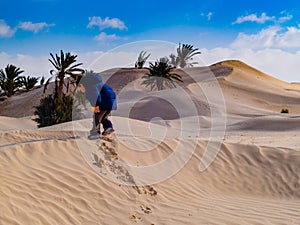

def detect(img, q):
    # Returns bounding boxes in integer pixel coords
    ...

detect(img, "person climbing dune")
[77,73,117,139]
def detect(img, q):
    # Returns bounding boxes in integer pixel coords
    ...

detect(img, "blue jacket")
[80,74,117,110]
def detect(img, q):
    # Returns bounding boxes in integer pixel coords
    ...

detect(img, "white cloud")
[233,13,275,24]
[201,12,213,21]
[278,14,293,23]
[207,12,213,21]
[231,25,300,49]
[231,26,280,49]
[0,20,54,37]
[94,32,122,42]
[18,21,55,33]
[275,25,300,47]
[0,20,16,37]
[87,16,127,30]
[233,12,294,25]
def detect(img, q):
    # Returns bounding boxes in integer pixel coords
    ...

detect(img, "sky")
[1,0,300,82]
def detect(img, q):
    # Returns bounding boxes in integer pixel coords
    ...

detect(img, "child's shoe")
[102,127,114,136]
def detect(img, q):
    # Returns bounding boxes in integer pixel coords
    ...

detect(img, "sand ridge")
[1,121,300,224]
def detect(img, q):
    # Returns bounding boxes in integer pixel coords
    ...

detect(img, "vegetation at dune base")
[34,94,74,127]
[135,50,151,69]
[34,50,85,128]
[281,108,289,113]
[141,57,183,91]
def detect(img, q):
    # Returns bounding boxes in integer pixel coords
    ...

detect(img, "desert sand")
[1,60,300,225]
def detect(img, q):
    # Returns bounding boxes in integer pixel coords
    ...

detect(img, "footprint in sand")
[100,142,118,160]
[131,185,158,196]
[92,153,104,168]
[140,205,152,214]
[129,214,142,223]
[92,140,141,188]
[100,135,115,143]
[92,136,159,199]
[142,185,157,196]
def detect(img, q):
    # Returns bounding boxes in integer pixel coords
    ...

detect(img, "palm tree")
[170,43,201,68]
[142,57,183,91]
[169,53,180,68]
[49,50,84,100]
[135,50,151,69]
[19,76,39,91]
[0,64,24,97]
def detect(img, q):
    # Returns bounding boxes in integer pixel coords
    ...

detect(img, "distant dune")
[1,60,300,224]
[1,60,299,118]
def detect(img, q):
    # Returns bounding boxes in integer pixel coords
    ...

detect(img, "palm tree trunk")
[57,72,64,100]
[7,82,14,97]
[58,80,64,100]
[7,89,13,97]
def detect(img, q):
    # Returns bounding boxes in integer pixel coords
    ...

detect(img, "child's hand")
[94,106,100,113]
[90,107,100,113]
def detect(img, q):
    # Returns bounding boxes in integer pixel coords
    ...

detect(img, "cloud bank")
[231,25,300,49]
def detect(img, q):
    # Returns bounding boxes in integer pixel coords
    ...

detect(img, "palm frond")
[142,58,183,90]
[175,43,201,68]
[135,50,151,69]
[48,50,84,99]
[43,77,52,94]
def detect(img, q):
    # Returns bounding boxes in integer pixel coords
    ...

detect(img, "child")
[77,73,117,139]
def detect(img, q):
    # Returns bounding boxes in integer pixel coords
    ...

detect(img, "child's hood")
[81,73,103,88]
[82,74,104,106]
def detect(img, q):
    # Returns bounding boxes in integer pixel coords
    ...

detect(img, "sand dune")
[1,60,300,224]
[0,116,37,131]
[1,117,300,224]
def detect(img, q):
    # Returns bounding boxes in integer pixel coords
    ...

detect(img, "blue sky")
[1,0,300,81]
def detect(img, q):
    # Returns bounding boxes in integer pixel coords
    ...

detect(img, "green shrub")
[281,108,289,113]
[34,93,81,128]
